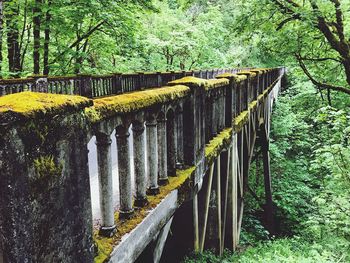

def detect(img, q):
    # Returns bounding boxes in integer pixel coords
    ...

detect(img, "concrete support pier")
[116,125,134,219]
[96,133,116,236]
[132,122,148,207]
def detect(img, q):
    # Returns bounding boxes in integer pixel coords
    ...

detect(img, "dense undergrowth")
[185,74,350,262]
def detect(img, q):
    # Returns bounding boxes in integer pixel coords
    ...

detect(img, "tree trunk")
[341,57,350,86]
[33,0,41,74]
[43,0,50,75]
[6,1,21,76]
[0,0,3,77]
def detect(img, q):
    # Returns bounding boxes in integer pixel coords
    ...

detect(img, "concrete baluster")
[116,125,134,219]
[220,89,225,130]
[167,111,177,176]
[176,108,184,169]
[96,133,116,236]
[212,94,218,136]
[157,113,168,185]
[132,122,148,207]
[146,117,160,195]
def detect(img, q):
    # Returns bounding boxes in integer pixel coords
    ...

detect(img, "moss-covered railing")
[0,66,285,263]
[0,68,253,98]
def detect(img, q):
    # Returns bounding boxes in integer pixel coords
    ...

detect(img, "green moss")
[30,155,63,194]
[94,166,195,263]
[233,110,249,132]
[205,79,229,90]
[168,76,229,90]
[168,76,207,88]
[257,94,264,102]
[33,155,63,179]
[237,71,257,77]
[86,85,190,123]
[216,73,247,83]
[250,69,264,74]
[0,92,92,125]
[205,128,233,166]
[249,100,258,111]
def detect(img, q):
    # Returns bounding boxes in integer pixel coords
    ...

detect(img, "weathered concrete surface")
[153,216,173,263]
[116,125,134,218]
[96,133,116,236]
[109,190,178,263]
[133,121,148,207]
[0,112,94,263]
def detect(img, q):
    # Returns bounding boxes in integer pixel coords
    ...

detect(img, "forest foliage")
[1,0,349,262]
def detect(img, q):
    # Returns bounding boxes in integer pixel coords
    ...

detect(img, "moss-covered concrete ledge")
[0,92,92,126]
[237,71,257,77]
[85,85,190,123]
[216,73,247,83]
[258,76,281,102]
[168,76,229,90]
[204,76,281,166]
[94,166,195,263]
[205,128,233,166]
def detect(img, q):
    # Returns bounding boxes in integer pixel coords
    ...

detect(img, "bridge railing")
[0,68,251,98]
[0,66,285,262]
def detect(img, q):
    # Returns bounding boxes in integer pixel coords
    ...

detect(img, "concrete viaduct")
[0,67,286,262]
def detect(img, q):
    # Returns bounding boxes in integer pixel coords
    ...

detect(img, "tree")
[33,0,41,74]
[5,0,21,75]
[0,0,3,77]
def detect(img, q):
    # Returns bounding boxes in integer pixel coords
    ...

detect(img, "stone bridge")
[0,67,286,263]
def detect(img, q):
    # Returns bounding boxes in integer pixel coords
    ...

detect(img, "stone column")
[132,122,148,207]
[212,94,218,136]
[146,118,160,195]
[167,114,177,177]
[96,133,116,237]
[219,90,225,130]
[116,125,134,219]
[176,109,184,169]
[157,115,168,185]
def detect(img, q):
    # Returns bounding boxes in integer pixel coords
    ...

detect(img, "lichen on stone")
[0,92,92,125]
[85,85,190,123]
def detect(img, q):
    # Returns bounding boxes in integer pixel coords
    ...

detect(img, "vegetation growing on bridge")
[94,165,196,263]
[216,73,247,83]
[0,92,91,124]
[169,76,229,90]
[85,85,190,123]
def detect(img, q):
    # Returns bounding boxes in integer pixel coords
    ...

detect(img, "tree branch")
[276,14,300,30]
[298,56,342,63]
[329,0,345,42]
[295,53,350,95]
[49,20,106,65]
